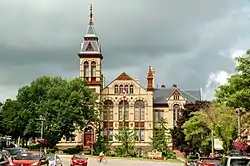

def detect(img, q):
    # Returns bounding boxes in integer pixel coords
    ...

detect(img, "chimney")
[161,85,166,88]
[147,66,154,91]
[172,84,177,88]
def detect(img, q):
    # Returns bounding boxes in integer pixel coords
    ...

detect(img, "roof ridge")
[180,88,201,91]
[180,89,201,100]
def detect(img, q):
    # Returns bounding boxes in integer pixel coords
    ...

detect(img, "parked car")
[70,154,88,166]
[11,151,41,166]
[0,151,9,166]
[4,148,27,158]
[221,155,250,166]
[185,156,198,166]
[47,154,62,166]
[196,157,221,166]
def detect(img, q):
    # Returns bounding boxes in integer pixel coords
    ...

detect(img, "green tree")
[151,118,175,158]
[1,76,99,147]
[114,126,136,157]
[170,101,211,153]
[215,49,250,109]
[200,103,238,151]
[182,111,211,155]
[1,99,25,139]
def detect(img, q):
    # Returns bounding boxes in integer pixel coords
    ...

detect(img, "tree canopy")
[215,49,250,109]
[1,76,98,147]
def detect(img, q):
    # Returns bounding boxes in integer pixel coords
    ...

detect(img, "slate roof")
[153,88,202,104]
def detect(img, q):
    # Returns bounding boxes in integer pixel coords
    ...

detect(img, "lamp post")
[37,115,45,154]
[236,108,242,140]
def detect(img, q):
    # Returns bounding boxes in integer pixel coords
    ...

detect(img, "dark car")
[185,156,198,166]
[4,148,27,158]
[0,151,9,166]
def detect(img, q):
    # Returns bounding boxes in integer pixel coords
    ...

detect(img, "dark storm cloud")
[1,0,250,100]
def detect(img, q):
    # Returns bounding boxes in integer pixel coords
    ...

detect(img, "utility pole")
[236,108,242,140]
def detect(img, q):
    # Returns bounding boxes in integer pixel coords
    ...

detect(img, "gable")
[115,72,133,81]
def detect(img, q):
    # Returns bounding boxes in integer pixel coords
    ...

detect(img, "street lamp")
[236,108,242,140]
[37,115,45,154]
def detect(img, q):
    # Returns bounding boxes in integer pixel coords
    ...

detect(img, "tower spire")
[89,4,93,25]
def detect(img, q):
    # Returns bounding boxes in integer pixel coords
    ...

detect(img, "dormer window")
[114,85,119,94]
[130,85,134,94]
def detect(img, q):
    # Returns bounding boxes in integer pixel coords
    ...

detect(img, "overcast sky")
[1,0,250,101]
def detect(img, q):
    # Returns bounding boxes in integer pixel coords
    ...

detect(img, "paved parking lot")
[60,155,183,166]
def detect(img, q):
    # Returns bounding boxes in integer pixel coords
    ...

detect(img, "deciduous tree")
[1,76,99,147]
[215,49,250,109]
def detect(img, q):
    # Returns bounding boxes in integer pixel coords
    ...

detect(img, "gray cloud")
[1,0,250,101]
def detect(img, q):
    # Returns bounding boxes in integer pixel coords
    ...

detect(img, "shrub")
[64,146,82,154]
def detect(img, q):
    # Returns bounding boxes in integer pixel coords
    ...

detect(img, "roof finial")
[89,4,93,25]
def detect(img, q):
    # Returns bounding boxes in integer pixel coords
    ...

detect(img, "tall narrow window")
[135,129,145,142]
[124,85,128,93]
[130,85,134,94]
[119,85,123,94]
[83,61,89,77]
[103,100,114,121]
[134,100,145,121]
[91,61,96,77]
[153,109,164,122]
[114,85,118,94]
[173,104,180,126]
[118,100,129,120]
[103,100,114,141]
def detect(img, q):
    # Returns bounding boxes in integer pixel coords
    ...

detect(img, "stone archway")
[83,126,94,147]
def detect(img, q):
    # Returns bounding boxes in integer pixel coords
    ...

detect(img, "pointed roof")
[153,88,202,104]
[85,4,97,37]
[115,72,133,81]
[79,4,102,56]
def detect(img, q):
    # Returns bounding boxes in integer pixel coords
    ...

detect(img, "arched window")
[103,100,114,121]
[91,61,96,77]
[124,85,128,93]
[118,100,129,120]
[130,85,134,94]
[173,104,180,126]
[134,100,145,121]
[114,85,118,94]
[119,85,123,94]
[83,61,89,77]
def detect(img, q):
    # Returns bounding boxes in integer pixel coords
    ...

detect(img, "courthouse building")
[57,5,202,149]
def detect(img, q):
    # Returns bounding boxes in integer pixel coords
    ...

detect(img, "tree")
[170,101,211,153]
[114,126,136,157]
[1,99,25,139]
[1,76,99,147]
[182,111,212,155]
[151,118,175,158]
[215,49,250,109]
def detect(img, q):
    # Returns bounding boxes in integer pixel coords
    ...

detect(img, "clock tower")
[78,4,103,97]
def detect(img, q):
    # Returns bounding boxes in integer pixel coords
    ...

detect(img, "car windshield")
[15,153,40,160]
[7,148,26,155]
[230,158,250,166]
[74,155,85,159]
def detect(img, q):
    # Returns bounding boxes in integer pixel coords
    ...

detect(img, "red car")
[70,154,88,166]
[11,151,41,166]
[196,157,221,166]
